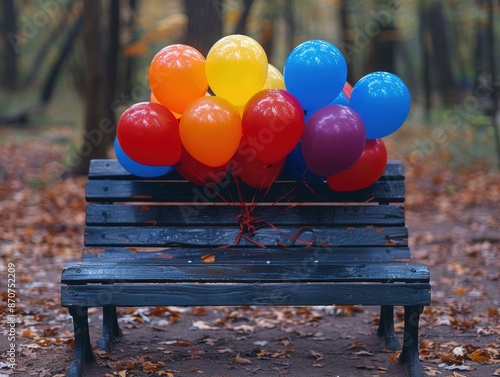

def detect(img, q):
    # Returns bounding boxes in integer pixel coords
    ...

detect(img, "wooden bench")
[61,159,430,377]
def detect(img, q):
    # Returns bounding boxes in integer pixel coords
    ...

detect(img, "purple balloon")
[302,105,366,176]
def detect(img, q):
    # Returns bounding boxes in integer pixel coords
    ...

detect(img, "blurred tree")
[420,0,458,110]
[259,1,279,59]
[185,0,223,56]
[0,0,18,90]
[486,0,500,168]
[364,0,397,73]
[3,6,83,125]
[283,0,295,54]
[67,0,120,176]
[234,0,255,35]
[340,0,356,84]
[21,1,77,88]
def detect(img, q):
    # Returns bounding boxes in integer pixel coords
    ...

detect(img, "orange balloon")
[179,96,242,167]
[150,92,181,119]
[149,44,208,114]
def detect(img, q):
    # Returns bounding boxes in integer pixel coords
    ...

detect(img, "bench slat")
[85,179,405,204]
[82,246,412,262]
[88,159,405,181]
[62,261,429,283]
[86,204,405,227]
[61,282,431,307]
[84,225,408,248]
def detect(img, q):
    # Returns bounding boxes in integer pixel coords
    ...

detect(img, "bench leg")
[399,305,424,377]
[98,306,122,352]
[67,307,94,377]
[377,305,400,351]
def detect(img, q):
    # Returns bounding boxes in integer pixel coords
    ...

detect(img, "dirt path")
[1,128,499,376]
[2,203,498,377]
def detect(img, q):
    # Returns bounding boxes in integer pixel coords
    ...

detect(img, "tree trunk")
[339,0,356,85]
[419,2,433,114]
[66,0,120,176]
[185,0,223,56]
[283,0,295,54]
[1,0,17,90]
[364,0,397,73]
[423,1,458,105]
[487,0,500,168]
[234,0,255,35]
[2,11,82,125]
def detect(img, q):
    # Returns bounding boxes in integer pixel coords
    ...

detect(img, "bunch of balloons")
[116,35,411,192]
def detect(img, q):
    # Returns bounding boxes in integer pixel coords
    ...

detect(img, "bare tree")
[66,0,120,176]
[419,0,458,109]
[1,0,18,90]
[184,0,223,56]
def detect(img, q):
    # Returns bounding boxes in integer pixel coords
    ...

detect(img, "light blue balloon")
[284,40,347,111]
[349,72,411,139]
[114,138,173,178]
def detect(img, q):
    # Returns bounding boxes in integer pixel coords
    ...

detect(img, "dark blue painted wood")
[61,159,431,377]
[86,204,405,227]
[62,282,431,307]
[81,246,412,263]
[83,225,408,248]
[62,261,429,283]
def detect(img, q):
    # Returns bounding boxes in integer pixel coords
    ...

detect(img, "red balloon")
[327,139,387,192]
[232,146,285,190]
[342,81,353,100]
[117,102,181,166]
[176,146,228,186]
[242,89,304,164]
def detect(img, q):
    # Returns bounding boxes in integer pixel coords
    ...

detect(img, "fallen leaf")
[353,350,373,356]
[253,340,269,346]
[423,366,441,376]
[467,349,491,363]
[232,352,252,364]
[233,324,254,334]
[309,350,324,361]
[192,320,219,330]
[201,253,215,263]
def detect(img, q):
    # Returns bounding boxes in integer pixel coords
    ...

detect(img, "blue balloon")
[329,91,349,106]
[284,142,325,184]
[284,40,347,111]
[349,72,411,139]
[304,92,350,122]
[114,138,174,178]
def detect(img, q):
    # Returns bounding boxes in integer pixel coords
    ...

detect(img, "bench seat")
[61,159,430,377]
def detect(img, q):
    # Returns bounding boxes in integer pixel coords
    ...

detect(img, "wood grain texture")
[61,282,431,307]
[85,179,405,204]
[81,246,412,263]
[86,204,405,227]
[88,159,405,181]
[83,225,408,248]
[62,261,430,283]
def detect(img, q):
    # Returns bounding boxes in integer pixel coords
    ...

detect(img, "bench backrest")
[83,160,408,262]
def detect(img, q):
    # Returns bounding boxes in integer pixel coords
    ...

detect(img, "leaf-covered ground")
[0,125,499,376]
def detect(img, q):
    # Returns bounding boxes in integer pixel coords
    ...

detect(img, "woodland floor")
[0,125,499,377]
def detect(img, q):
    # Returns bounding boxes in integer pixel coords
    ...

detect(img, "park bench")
[61,158,431,377]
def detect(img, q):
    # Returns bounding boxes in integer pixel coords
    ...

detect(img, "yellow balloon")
[262,64,285,90]
[206,35,268,106]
